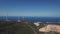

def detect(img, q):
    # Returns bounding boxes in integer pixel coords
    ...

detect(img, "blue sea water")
[0,16,60,23]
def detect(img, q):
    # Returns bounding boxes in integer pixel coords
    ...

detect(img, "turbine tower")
[45,22,48,34]
[6,10,8,21]
[23,16,24,20]
[6,7,10,21]
[17,16,20,22]
[6,8,8,21]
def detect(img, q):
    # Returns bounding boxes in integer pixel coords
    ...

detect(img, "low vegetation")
[0,21,60,34]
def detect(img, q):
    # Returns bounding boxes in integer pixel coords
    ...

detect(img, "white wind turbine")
[17,16,21,22]
[6,7,10,21]
[22,16,24,20]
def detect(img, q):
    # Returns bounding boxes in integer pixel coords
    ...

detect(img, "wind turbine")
[44,22,48,34]
[6,7,10,21]
[22,16,24,20]
[17,16,21,22]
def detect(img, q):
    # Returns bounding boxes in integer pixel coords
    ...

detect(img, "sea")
[0,16,60,23]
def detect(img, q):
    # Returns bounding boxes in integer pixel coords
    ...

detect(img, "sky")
[0,0,60,17]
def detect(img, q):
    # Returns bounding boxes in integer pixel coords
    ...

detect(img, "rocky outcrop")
[39,24,60,33]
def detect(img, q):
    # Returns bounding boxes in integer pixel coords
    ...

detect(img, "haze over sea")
[0,16,60,23]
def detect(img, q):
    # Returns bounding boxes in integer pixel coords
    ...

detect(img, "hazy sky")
[0,0,60,17]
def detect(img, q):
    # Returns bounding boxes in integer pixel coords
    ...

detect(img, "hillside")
[0,20,37,34]
[0,20,60,34]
